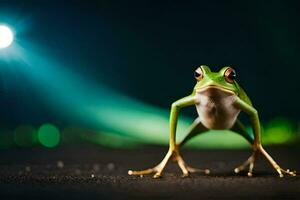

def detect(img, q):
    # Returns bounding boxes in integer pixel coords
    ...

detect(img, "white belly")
[195,89,240,130]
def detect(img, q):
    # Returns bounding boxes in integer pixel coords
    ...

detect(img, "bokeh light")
[263,118,294,145]
[38,124,61,148]
[0,25,14,49]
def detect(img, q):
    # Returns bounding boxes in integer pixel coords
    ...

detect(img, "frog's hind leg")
[258,145,296,177]
[174,117,210,176]
[232,119,296,177]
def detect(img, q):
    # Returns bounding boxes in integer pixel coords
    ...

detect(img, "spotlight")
[0,25,14,49]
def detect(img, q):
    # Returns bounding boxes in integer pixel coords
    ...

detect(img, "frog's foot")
[234,151,257,177]
[128,147,210,178]
[172,152,210,177]
[234,145,296,177]
[128,149,173,178]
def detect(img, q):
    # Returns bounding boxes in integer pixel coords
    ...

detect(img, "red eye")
[194,67,203,81]
[224,67,236,83]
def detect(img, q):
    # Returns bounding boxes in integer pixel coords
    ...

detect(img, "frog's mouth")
[196,85,236,95]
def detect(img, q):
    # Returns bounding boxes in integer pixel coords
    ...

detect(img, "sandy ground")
[0,145,299,199]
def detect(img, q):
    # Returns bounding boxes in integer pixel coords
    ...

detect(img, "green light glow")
[4,42,298,149]
[186,130,250,149]
[38,124,60,148]
[82,130,142,149]
[262,118,294,144]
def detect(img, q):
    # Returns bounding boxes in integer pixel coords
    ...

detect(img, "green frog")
[128,65,296,178]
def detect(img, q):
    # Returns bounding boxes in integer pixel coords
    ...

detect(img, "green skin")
[128,65,296,178]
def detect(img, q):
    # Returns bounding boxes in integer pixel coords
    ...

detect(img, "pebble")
[57,161,64,169]
[107,163,115,171]
[75,169,81,175]
[93,164,100,172]
[25,166,31,172]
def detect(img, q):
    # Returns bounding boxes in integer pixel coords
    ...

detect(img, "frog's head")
[193,65,239,95]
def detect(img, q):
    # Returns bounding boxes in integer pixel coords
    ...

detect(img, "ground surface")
[0,145,299,199]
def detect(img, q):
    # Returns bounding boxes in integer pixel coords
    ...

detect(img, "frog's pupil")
[228,71,236,80]
[194,71,201,77]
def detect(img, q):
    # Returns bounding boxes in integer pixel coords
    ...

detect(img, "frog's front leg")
[234,98,296,177]
[128,95,208,178]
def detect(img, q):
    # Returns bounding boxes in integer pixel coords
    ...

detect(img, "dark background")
[0,0,299,128]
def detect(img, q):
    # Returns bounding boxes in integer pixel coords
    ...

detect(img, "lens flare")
[0,25,14,49]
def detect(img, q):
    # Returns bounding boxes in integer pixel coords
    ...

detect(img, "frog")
[128,65,296,178]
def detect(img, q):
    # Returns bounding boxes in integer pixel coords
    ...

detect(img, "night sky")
[0,0,299,127]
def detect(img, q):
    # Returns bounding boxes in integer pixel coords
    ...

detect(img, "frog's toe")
[181,172,189,177]
[187,166,210,174]
[153,172,162,178]
[174,153,210,176]
[128,168,156,176]
[234,152,256,176]
[278,168,296,177]
[128,166,168,178]
[234,167,243,173]
[234,162,252,174]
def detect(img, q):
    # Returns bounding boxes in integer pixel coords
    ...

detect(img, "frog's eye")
[224,67,236,83]
[194,67,203,81]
